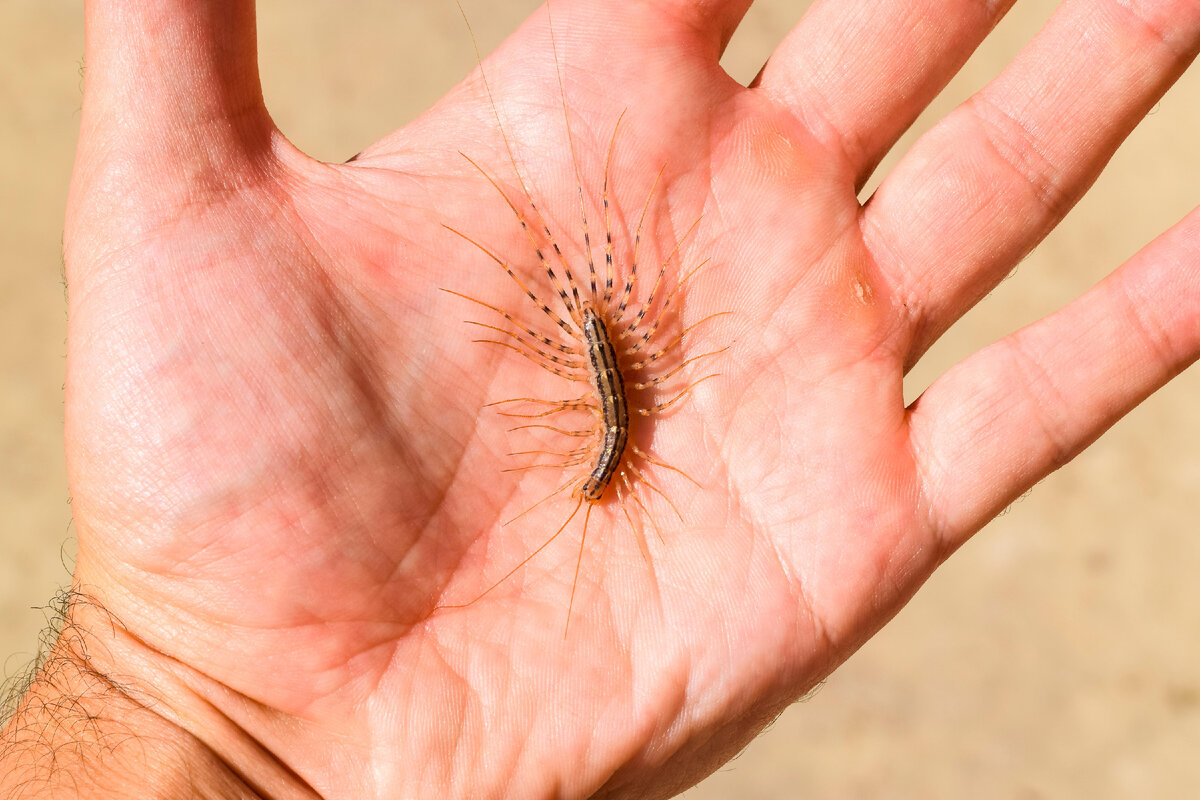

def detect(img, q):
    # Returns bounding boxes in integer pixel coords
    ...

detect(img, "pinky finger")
[908,208,1200,551]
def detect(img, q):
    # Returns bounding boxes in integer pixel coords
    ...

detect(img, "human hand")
[4,1,1197,798]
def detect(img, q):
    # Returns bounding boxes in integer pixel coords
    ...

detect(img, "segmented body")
[439,2,728,631]
[580,304,628,501]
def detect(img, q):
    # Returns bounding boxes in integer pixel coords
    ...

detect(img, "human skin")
[2,0,1198,797]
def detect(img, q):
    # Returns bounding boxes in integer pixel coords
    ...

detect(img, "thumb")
[69,1,286,285]
[79,0,275,182]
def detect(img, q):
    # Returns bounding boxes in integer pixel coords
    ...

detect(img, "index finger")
[754,0,1016,187]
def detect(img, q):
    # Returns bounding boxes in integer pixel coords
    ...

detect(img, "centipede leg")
[636,373,721,416]
[496,399,597,419]
[468,320,583,370]
[631,444,701,488]
[627,462,683,523]
[443,227,579,336]
[617,473,652,561]
[508,423,594,438]
[619,215,702,336]
[631,348,728,388]
[475,338,588,380]
[615,166,665,318]
[624,474,665,545]
[502,456,591,474]
[626,310,730,361]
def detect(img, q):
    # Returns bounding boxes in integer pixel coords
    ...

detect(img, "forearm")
[0,593,273,800]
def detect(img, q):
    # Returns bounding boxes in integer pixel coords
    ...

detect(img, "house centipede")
[437,0,728,633]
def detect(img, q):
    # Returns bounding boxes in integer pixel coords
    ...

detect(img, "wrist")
[0,589,298,799]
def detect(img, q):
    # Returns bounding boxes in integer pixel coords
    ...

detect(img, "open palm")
[60,1,1198,798]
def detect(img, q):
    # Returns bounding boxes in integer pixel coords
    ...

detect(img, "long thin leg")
[617,474,652,561]
[536,196,585,318]
[631,444,701,488]
[637,373,721,415]
[495,399,596,419]
[465,315,580,357]
[623,472,665,544]
[625,277,726,356]
[502,455,591,473]
[475,338,587,380]
[628,315,730,368]
[508,444,592,459]
[508,423,595,438]
[455,155,585,328]
[615,166,665,318]
[618,474,667,621]
[467,321,583,370]
[443,289,582,357]
[627,462,684,522]
[452,0,584,327]
[546,4,597,317]
[486,394,590,409]
[598,110,627,309]
[441,235,577,339]
[631,348,728,388]
[621,215,703,335]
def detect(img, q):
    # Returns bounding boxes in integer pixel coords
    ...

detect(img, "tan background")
[3,1,1197,797]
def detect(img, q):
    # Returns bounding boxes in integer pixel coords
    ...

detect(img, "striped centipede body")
[440,3,727,631]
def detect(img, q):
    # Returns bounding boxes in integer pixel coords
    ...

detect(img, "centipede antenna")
[442,493,585,610]
[502,475,582,527]
[564,501,594,638]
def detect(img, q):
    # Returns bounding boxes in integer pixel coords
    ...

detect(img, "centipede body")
[438,2,727,631]
[579,304,628,502]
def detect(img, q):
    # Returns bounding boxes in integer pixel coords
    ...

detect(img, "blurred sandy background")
[2,1,1197,796]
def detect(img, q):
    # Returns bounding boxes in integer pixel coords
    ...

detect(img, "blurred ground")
[2,1,1197,797]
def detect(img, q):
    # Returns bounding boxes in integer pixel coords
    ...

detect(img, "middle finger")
[861,0,1200,370]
